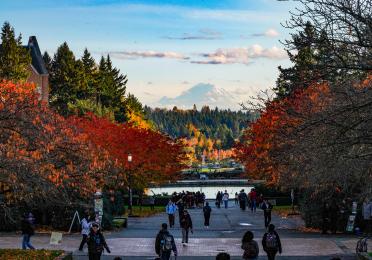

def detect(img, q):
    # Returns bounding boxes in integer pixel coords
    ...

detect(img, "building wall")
[27,65,49,103]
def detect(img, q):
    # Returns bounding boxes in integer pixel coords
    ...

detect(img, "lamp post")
[128,153,133,216]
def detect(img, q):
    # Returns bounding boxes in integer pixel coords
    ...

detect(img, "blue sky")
[0,0,296,109]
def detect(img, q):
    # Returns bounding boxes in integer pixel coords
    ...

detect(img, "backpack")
[243,242,258,259]
[356,237,368,253]
[161,234,173,252]
[265,232,278,249]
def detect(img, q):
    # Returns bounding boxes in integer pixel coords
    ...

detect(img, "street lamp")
[128,153,133,216]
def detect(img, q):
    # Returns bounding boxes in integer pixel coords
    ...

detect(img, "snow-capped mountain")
[154,83,241,110]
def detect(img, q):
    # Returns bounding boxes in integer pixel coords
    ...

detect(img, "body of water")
[146,185,254,199]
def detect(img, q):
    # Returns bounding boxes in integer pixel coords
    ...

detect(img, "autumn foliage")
[236,76,372,206]
[235,82,331,184]
[70,113,186,189]
[0,80,186,227]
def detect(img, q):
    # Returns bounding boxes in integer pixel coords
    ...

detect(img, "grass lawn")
[272,205,300,217]
[126,205,164,217]
[0,249,64,260]
[199,167,236,173]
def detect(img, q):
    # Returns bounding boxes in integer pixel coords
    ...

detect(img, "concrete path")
[0,202,359,259]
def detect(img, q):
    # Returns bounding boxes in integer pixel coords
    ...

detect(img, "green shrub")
[0,249,63,260]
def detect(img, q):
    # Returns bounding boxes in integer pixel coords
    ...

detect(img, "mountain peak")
[155,83,240,110]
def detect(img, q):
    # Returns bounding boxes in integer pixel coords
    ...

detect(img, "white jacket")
[81,218,91,235]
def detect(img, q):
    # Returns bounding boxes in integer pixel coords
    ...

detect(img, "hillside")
[144,106,254,150]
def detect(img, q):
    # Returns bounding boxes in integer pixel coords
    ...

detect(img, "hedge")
[0,249,66,260]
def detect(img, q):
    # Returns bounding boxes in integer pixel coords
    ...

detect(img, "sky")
[0,0,297,109]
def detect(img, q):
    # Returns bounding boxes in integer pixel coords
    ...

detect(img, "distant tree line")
[144,105,255,149]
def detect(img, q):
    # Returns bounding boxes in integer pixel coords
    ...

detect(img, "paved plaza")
[0,201,359,259]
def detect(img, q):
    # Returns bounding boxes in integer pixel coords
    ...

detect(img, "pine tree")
[0,22,31,81]
[49,42,84,115]
[81,48,98,99]
[97,55,127,122]
[42,51,52,72]
[274,22,328,98]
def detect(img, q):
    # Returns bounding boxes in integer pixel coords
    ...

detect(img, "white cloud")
[265,28,279,37]
[192,45,287,65]
[110,51,189,60]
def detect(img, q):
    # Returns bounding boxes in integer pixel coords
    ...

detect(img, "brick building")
[25,36,49,102]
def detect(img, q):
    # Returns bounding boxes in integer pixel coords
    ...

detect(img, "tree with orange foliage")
[70,113,187,191]
[236,77,372,228]
[0,80,115,229]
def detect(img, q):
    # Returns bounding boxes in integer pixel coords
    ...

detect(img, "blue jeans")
[22,234,35,249]
[224,200,228,208]
[251,200,256,212]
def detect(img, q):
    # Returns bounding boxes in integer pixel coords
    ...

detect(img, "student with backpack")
[262,224,282,260]
[87,223,111,260]
[241,230,259,259]
[155,223,177,260]
[203,202,212,227]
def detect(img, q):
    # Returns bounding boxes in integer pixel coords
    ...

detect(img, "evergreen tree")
[125,93,143,115]
[49,42,84,115]
[81,48,97,99]
[97,55,127,122]
[274,22,330,98]
[42,51,52,72]
[0,22,31,81]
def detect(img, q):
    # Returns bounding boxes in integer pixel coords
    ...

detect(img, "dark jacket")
[177,202,184,214]
[21,219,34,236]
[155,229,177,255]
[242,240,259,259]
[87,229,110,254]
[180,213,193,229]
[262,231,282,253]
[203,205,212,215]
[261,202,273,213]
[239,192,248,202]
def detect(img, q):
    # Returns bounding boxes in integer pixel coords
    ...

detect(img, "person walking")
[216,191,221,208]
[150,196,155,211]
[176,199,185,226]
[203,202,212,227]
[249,188,257,213]
[261,199,273,228]
[239,189,248,211]
[241,230,259,260]
[21,213,35,250]
[262,224,282,260]
[87,223,111,260]
[79,212,93,251]
[222,190,229,209]
[155,223,177,260]
[235,192,239,205]
[180,210,193,245]
[166,200,177,228]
